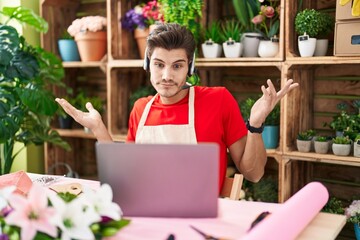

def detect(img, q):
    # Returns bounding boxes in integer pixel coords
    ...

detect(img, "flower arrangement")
[251,0,280,40]
[345,200,360,224]
[121,0,163,31]
[67,16,107,37]
[0,183,130,239]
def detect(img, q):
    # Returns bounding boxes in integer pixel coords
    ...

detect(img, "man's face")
[149,47,189,103]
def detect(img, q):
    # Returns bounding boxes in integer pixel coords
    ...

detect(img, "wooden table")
[30,173,346,240]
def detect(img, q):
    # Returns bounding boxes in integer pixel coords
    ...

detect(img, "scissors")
[190,225,232,240]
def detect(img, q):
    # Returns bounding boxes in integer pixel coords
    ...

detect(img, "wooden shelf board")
[62,62,106,68]
[56,129,96,139]
[283,151,360,166]
[56,129,127,142]
[286,56,360,66]
[108,58,284,69]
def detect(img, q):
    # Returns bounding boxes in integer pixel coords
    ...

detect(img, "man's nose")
[162,67,173,80]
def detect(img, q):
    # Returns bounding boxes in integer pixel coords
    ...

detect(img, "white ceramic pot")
[332,143,351,156]
[241,32,262,57]
[222,41,242,58]
[258,40,279,58]
[314,39,329,56]
[201,42,222,58]
[298,36,316,57]
[354,140,360,157]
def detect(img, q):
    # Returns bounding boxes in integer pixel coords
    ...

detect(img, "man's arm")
[229,79,299,182]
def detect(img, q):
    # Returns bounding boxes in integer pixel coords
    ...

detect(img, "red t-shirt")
[127,86,247,192]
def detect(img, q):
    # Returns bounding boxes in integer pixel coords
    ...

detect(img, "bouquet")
[345,200,360,224]
[67,15,107,37]
[0,183,130,240]
[251,0,280,40]
[121,0,163,31]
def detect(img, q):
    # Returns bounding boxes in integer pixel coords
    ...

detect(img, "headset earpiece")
[143,48,150,71]
[187,52,196,77]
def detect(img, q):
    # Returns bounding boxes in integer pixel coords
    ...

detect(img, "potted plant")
[251,1,281,58]
[0,6,70,175]
[327,103,353,136]
[57,30,80,62]
[296,130,315,152]
[314,12,335,56]
[67,15,107,62]
[345,200,360,240]
[201,21,223,58]
[314,136,330,154]
[262,103,280,149]
[220,19,244,58]
[295,9,321,57]
[322,197,345,215]
[332,136,352,156]
[232,0,262,57]
[354,134,360,157]
[121,1,164,58]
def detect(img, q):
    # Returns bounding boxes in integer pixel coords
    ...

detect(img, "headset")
[47,162,79,178]
[143,48,196,77]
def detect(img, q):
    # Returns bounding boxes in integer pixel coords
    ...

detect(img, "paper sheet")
[242,182,329,240]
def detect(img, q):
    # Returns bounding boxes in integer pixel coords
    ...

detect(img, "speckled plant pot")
[296,139,311,152]
[332,143,351,156]
[314,141,330,154]
[354,141,360,157]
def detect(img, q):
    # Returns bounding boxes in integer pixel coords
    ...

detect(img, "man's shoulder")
[195,86,231,99]
[133,95,154,109]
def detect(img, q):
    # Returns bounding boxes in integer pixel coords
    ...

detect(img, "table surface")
[30,173,346,240]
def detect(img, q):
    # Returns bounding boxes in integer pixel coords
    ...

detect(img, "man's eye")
[173,64,182,69]
[155,63,164,68]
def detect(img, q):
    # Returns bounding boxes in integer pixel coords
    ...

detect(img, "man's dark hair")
[146,23,196,62]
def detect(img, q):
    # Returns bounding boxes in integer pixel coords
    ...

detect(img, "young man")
[56,23,298,190]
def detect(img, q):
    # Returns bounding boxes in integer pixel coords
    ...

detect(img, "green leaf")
[2,7,48,33]
[17,85,58,116]
[0,25,20,67]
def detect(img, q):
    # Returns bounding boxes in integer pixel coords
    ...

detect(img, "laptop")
[95,142,219,218]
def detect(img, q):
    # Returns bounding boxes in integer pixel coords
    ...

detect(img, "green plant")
[240,97,256,122]
[158,0,203,45]
[220,19,244,42]
[264,103,280,126]
[73,91,104,114]
[204,21,223,44]
[60,30,73,40]
[0,6,70,175]
[297,129,316,141]
[251,1,280,39]
[317,12,335,38]
[326,103,354,132]
[129,85,156,110]
[232,0,261,32]
[315,136,328,142]
[295,9,322,38]
[322,197,345,215]
[332,136,351,144]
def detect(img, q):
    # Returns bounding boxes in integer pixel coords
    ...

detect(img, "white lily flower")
[80,184,122,221]
[0,186,16,211]
[49,193,100,240]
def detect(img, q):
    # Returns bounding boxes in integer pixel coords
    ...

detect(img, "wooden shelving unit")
[41,1,360,223]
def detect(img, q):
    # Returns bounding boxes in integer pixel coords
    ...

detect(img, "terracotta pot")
[75,31,107,61]
[134,28,150,59]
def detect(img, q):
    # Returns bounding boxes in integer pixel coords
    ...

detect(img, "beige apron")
[135,87,197,144]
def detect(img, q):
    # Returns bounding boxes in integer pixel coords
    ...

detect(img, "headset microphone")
[181,82,193,90]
